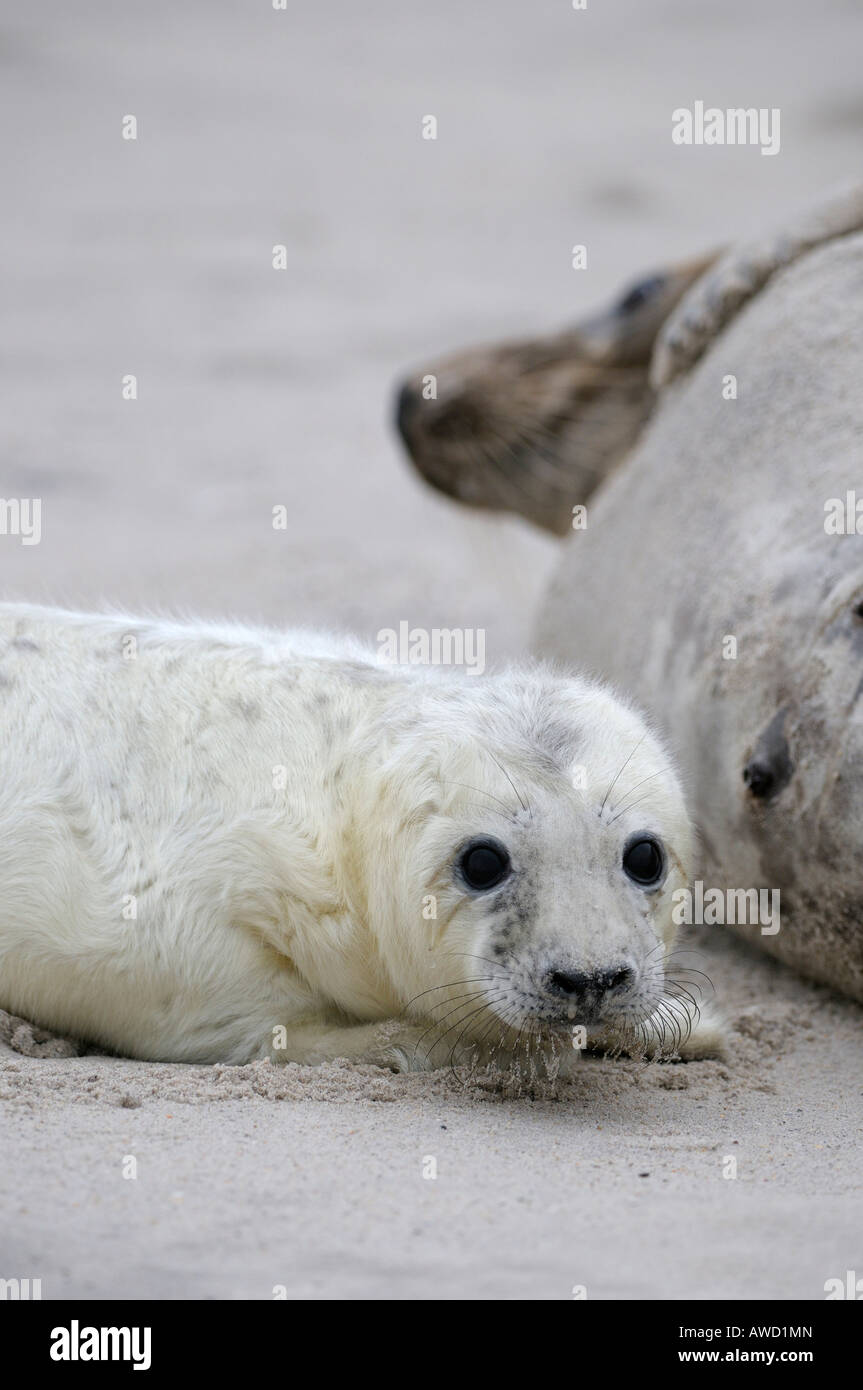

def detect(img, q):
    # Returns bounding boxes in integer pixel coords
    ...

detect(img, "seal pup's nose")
[548,966,634,1002]
[394,380,420,444]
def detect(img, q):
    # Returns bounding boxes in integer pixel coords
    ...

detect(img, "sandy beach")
[1,0,861,1299]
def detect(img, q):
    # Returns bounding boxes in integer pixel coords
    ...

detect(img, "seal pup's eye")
[622,835,665,887]
[457,837,512,892]
[616,274,666,316]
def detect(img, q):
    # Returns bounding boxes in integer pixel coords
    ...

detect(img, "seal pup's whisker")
[411,989,505,1062]
[447,997,506,1085]
[648,1001,675,1052]
[456,1003,512,1086]
[668,979,706,1004]
[665,979,702,1014]
[598,734,646,818]
[607,767,671,821]
[425,995,507,1074]
[461,998,514,1080]
[401,978,496,1014]
[665,997,689,1047]
[664,951,714,977]
[484,748,531,819]
[418,986,496,1016]
[438,780,515,817]
[664,994,701,1045]
[441,949,516,973]
[608,787,668,826]
[641,940,667,971]
[511,1010,536,1082]
[663,953,716,992]
[653,993,695,1053]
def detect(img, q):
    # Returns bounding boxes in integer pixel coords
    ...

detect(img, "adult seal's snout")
[394,380,419,444]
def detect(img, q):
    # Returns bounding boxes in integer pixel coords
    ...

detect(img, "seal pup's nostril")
[549,969,591,998]
[548,966,634,1000]
[394,380,419,443]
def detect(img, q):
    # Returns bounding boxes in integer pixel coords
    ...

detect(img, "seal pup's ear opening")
[393,253,716,536]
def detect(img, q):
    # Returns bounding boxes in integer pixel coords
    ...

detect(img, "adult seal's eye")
[458,838,511,891]
[616,274,666,316]
[622,835,665,887]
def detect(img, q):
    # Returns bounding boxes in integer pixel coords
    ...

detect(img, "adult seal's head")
[394,253,716,535]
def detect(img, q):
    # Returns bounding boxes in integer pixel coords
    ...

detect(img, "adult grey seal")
[395,186,863,1003]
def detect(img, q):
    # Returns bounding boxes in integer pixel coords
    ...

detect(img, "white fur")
[0,603,721,1069]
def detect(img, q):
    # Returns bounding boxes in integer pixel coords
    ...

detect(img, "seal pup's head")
[394,254,716,535]
[345,667,696,1064]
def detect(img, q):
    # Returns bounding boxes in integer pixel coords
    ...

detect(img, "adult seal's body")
[0,603,720,1068]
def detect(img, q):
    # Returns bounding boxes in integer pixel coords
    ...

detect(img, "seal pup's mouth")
[400,953,710,1075]
[575,972,711,1061]
[480,951,708,1065]
[487,951,656,1036]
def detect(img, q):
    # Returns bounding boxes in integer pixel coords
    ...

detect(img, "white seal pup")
[0,603,722,1069]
